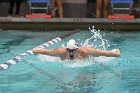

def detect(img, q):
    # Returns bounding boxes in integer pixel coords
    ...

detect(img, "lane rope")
[0,37,62,70]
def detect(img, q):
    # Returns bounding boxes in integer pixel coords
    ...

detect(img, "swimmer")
[32,39,120,60]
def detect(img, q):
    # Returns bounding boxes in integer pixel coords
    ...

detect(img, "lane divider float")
[0,37,62,71]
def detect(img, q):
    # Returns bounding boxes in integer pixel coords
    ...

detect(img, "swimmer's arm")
[32,48,62,56]
[85,48,120,57]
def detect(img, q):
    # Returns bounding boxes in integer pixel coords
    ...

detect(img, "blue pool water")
[0,30,140,93]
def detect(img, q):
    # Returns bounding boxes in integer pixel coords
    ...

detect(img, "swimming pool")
[0,29,140,93]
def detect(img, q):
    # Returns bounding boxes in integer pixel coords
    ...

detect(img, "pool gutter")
[0,18,140,31]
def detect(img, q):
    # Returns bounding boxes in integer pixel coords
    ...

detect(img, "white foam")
[37,54,61,62]
[37,54,115,68]
[93,56,115,63]
[62,56,115,68]
[62,60,94,68]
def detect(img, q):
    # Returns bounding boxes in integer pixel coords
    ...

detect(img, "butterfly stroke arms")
[32,47,120,59]
[82,47,120,57]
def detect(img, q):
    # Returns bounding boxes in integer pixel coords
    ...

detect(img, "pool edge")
[0,18,140,31]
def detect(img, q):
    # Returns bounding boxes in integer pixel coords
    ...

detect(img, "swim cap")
[66,39,78,49]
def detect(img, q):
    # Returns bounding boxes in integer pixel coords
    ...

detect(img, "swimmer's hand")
[111,49,120,57]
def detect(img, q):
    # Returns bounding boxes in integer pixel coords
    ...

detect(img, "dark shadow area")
[0,36,33,54]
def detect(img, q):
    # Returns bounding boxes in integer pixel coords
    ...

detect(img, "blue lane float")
[0,37,62,70]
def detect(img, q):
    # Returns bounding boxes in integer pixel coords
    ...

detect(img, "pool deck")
[0,17,140,31]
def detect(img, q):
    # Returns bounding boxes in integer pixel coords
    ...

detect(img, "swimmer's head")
[66,39,78,49]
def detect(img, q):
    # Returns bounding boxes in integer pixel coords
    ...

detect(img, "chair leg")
[29,3,32,14]
[111,4,114,15]
[129,4,133,14]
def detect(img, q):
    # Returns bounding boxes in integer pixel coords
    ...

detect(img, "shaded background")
[0,0,139,18]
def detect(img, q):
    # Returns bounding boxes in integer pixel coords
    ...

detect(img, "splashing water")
[61,56,115,68]
[82,26,110,50]
[36,26,115,68]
